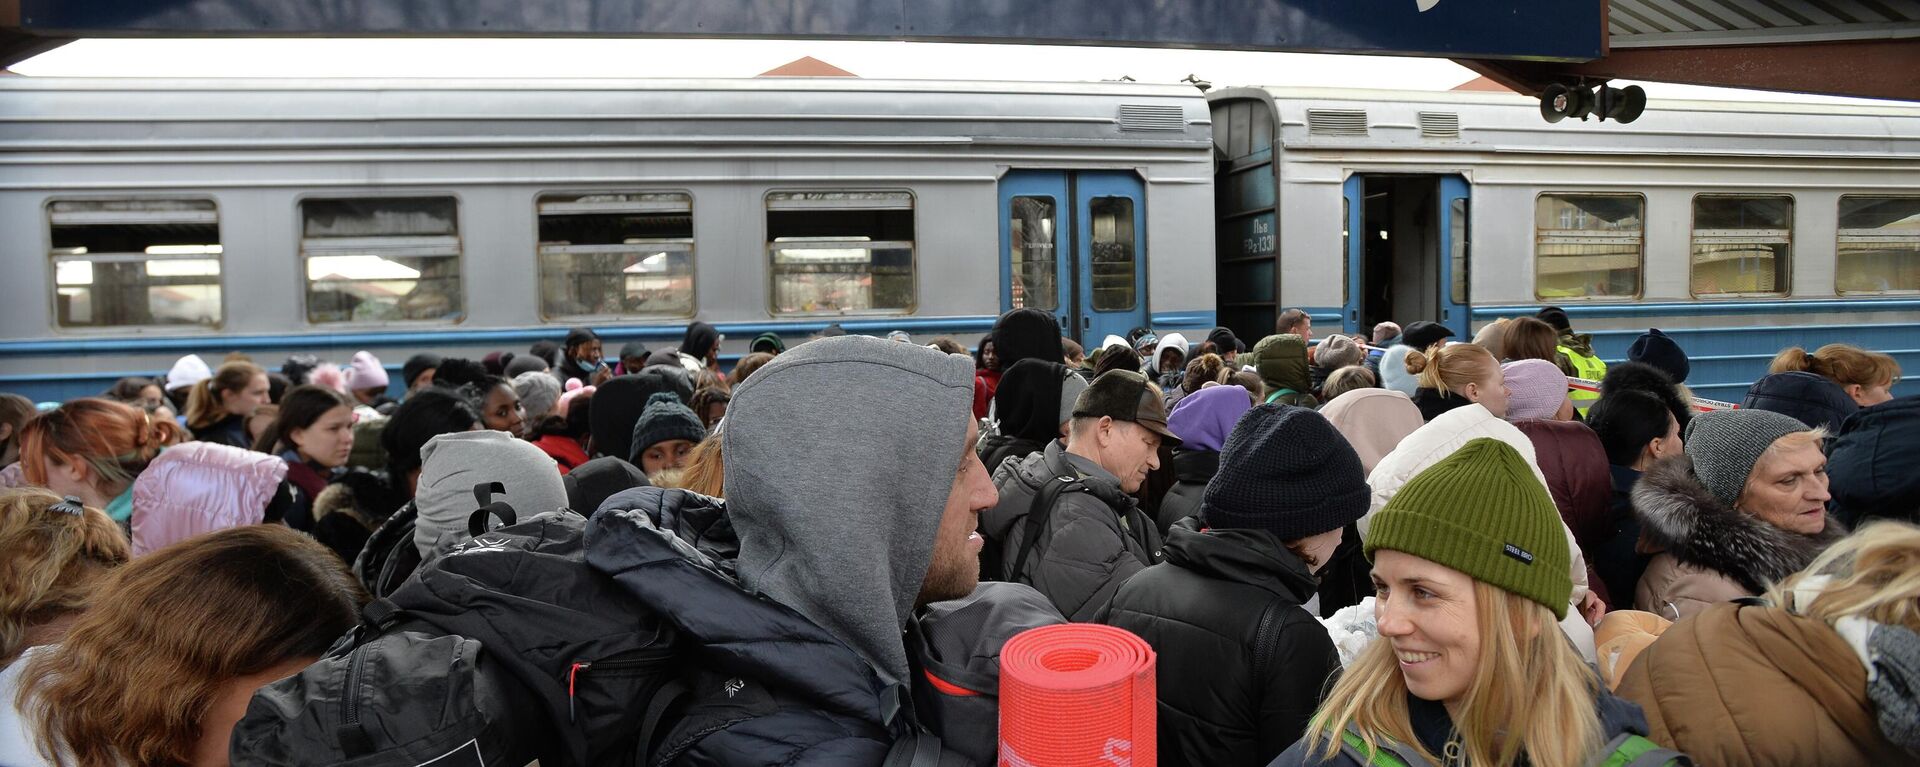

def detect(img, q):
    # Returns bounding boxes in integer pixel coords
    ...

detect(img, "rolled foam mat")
[999,623,1156,767]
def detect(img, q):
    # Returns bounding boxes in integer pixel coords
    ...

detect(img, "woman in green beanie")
[1272,438,1685,767]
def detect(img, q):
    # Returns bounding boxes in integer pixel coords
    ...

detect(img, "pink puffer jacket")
[131,441,287,556]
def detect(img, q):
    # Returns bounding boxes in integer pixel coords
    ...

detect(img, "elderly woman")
[1272,439,1683,767]
[1631,408,1844,620]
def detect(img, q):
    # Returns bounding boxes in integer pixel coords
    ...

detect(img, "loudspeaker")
[1596,85,1648,123]
[1539,83,1593,123]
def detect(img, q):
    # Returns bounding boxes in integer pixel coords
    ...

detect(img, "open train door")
[1343,173,1472,339]
[999,170,1150,346]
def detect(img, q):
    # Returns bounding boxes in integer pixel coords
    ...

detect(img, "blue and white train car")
[0,77,1218,402]
[1210,86,1920,400]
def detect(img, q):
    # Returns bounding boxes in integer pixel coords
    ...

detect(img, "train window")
[536,192,694,319]
[1836,196,1920,295]
[1533,194,1643,300]
[1089,197,1138,311]
[767,191,914,315]
[301,197,462,324]
[1009,196,1059,311]
[1691,195,1791,298]
[48,199,223,328]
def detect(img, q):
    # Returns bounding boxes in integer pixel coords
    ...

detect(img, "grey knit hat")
[1683,408,1812,508]
[513,370,563,422]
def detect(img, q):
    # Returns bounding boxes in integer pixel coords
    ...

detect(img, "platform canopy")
[3,0,1916,100]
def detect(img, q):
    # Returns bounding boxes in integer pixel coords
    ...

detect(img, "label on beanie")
[1503,543,1535,565]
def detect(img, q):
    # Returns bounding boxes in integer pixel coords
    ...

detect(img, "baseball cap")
[1072,370,1182,447]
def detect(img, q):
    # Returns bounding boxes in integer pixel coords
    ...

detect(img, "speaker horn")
[1597,84,1647,123]
[1539,83,1593,123]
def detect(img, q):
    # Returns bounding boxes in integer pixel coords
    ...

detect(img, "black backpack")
[239,484,686,767]
[232,631,549,766]
[979,470,1085,583]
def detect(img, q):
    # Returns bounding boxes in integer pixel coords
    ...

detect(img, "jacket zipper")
[342,644,368,733]
[567,647,675,722]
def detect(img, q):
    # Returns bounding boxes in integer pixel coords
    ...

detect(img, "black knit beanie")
[1627,328,1690,384]
[1200,404,1371,540]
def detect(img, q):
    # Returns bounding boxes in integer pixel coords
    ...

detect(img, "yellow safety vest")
[1559,344,1608,415]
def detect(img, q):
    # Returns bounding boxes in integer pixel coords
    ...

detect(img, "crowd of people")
[0,305,1915,767]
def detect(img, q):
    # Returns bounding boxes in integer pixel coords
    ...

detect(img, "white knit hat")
[165,354,212,391]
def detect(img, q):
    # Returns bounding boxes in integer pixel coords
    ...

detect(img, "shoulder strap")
[1339,730,1416,767]
[1010,474,1084,581]
[636,678,690,765]
[1250,600,1285,681]
[1592,733,1692,767]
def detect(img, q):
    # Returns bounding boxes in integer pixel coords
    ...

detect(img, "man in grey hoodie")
[726,333,999,688]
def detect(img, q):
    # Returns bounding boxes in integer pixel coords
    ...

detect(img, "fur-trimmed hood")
[1631,454,1844,593]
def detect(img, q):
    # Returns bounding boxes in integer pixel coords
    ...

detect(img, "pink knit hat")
[1501,359,1570,421]
[347,350,390,391]
[556,384,595,419]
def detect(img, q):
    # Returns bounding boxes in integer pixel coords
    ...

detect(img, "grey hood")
[724,334,976,684]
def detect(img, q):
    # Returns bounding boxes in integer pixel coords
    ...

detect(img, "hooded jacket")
[724,335,974,686]
[1251,334,1318,409]
[1152,333,1190,390]
[677,321,721,375]
[587,488,916,766]
[978,359,1071,475]
[982,440,1162,621]
[1157,385,1254,533]
[1361,404,1596,659]
[1103,523,1339,767]
[1318,389,1423,475]
[412,430,569,559]
[1630,454,1844,620]
[1269,691,1657,767]
[1617,601,1914,766]
[1829,395,1920,526]
[1741,371,1860,432]
[589,368,694,462]
[131,441,288,556]
[990,308,1065,374]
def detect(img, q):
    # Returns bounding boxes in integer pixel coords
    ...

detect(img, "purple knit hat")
[1166,384,1254,453]
[1501,359,1570,421]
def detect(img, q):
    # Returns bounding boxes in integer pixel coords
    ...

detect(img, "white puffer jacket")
[1360,403,1597,660]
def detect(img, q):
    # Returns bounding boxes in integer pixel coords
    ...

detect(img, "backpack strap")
[1010,473,1085,581]
[1338,730,1417,767]
[1250,600,1285,681]
[1591,733,1693,767]
[635,678,689,765]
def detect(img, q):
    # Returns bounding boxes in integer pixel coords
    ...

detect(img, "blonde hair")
[1767,427,1827,456]
[1321,365,1377,401]
[185,361,265,429]
[1306,582,1604,767]
[1403,343,1499,398]
[652,436,725,498]
[0,488,130,663]
[1766,520,1920,632]
[1769,344,1901,390]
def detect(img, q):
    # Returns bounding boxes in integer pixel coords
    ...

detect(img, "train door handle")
[1082,316,1091,330]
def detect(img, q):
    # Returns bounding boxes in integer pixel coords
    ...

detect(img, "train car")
[1209,86,1920,401]
[0,77,1217,402]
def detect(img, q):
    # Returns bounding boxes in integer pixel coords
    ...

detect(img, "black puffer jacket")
[588,487,941,766]
[1828,395,1920,526]
[1102,522,1339,767]
[1155,448,1218,535]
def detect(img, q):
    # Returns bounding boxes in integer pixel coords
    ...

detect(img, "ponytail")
[1768,346,1820,377]
[19,399,179,493]
[1771,343,1901,390]
[1410,343,1498,397]
[186,361,264,430]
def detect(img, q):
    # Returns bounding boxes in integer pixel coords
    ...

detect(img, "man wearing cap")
[980,369,1178,620]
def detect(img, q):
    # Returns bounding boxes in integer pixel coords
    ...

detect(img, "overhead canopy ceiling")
[3,0,1916,100]
[1466,0,1920,101]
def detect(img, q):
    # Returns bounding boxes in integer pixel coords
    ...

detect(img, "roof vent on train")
[1306,109,1369,137]
[1418,112,1461,139]
[1117,104,1186,132]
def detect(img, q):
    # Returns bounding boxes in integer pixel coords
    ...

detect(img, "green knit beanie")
[1366,437,1572,619]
